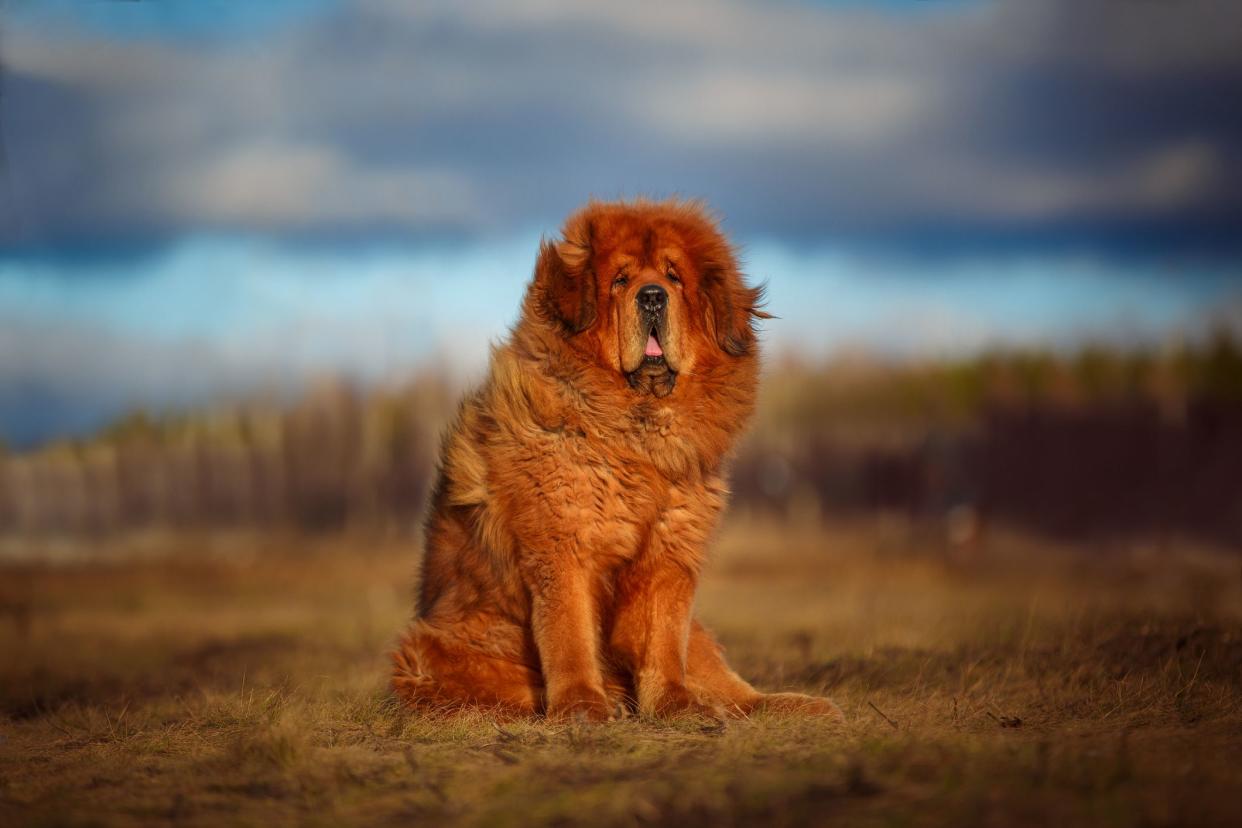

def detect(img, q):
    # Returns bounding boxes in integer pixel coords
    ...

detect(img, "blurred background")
[4,4,1242,824]
[1,0,1241,548]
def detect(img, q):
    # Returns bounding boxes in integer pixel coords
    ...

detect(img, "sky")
[1,0,1241,447]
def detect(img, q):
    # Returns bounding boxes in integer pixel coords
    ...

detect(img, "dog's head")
[531,199,767,398]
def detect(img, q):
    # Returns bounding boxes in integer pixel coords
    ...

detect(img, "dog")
[392,199,841,721]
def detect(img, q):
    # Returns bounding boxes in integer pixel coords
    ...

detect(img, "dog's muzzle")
[638,284,667,363]
[628,283,676,396]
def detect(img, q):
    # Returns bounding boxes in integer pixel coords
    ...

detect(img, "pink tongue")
[645,334,663,357]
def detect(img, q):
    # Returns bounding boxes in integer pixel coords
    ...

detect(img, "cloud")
[160,144,479,227]
[641,70,931,148]
[0,234,534,445]
[2,230,1238,446]
[1,0,1240,251]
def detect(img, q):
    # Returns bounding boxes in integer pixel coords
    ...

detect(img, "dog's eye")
[613,274,629,288]
[666,270,681,284]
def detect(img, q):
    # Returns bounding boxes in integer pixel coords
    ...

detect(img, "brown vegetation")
[2,519,1240,826]
[3,334,1242,547]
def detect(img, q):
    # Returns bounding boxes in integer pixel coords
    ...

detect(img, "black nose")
[637,284,667,314]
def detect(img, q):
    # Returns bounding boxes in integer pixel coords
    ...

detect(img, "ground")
[1,518,1240,827]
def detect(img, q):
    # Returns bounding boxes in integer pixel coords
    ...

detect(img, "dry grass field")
[2,518,1240,827]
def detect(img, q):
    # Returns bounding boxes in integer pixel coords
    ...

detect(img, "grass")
[1,518,1240,826]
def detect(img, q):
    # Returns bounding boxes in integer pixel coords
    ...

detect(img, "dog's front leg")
[610,555,720,718]
[523,553,613,722]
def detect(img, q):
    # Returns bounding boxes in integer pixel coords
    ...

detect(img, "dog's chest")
[564,427,717,567]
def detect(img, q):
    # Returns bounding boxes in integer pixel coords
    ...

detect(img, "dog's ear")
[535,223,597,334]
[702,261,767,357]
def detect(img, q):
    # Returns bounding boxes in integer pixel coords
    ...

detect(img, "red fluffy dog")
[392,199,841,721]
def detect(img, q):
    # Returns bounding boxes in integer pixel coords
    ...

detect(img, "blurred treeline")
[0,379,453,536]
[2,332,1241,547]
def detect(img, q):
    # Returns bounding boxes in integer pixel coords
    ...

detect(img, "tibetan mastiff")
[392,199,841,721]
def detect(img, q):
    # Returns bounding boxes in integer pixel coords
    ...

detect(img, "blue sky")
[1,0,1240,446]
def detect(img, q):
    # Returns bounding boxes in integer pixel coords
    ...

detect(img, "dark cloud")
[1,0,1240,255]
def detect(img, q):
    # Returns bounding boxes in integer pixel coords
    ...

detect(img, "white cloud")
[641,70,932,148]
[162,144,479,226]
[959,140,1225,222]
[1,231,1238,444]
[2,0,1239,242]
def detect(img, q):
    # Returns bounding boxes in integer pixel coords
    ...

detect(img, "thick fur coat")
[392,199,840,720]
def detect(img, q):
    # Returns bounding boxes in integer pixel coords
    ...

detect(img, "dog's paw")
[547,683,613,723]
[647,682,725,721]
